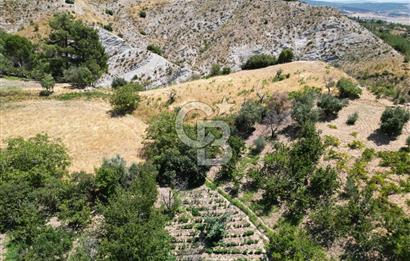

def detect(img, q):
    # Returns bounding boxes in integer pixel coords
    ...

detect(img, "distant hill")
[304,1,410,25]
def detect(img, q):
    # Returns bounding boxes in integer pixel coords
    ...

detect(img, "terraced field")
[167,186,267,261]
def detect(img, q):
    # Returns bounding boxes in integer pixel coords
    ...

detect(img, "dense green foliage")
[111,77,128,89]
[144,111,210,188]
[0,13,108,87]
[268,223,326,260]
[98,163,173,260]
[317,94,346,118]
[380,106,410,137]
[336,78,362,99]
[110,84,141,115]
[277,49,294,64]
[0,135,172,259]
[147,44,163,55]
[198,215,227,247]
[241,54,277,70]
[290,87,320,126]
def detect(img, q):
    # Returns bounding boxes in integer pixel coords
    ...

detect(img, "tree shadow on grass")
[367,129,394,146]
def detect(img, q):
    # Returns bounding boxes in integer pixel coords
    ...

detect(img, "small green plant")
[209,64,221,77]
[348,140,365,150]
[65,0,74,4]
[350,131,358,138]
[105,9,113,16]
[346,112,359,125]
[252,136,266,155]
[323,135,340,147]
[40,74,55,96]
[147,44,162,55]
[327,124,337,129]
[222,67,231,75]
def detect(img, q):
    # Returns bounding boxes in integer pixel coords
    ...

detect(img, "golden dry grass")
[138,61,350,119]
[0,100,146,173]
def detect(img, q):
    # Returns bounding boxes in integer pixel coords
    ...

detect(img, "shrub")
[147,44,162,55]
[252,136,266,155]
[103,23,113,32]
[267,223,326,260]
[139,10,147,18]
[380,106,410,137]
[241,54,277,70]
[308,166,339,200]
[277,49,294,64]
[63,66,94,88]
[40,74,55,95]
[111,77,128,89]
[209,64,221,77]
[346,112,359,125]
[105,9,113,16]
[65,0,74,4]
[235,100,265,136]
[199,215,227,247]
[317,94,345,118]
[222,67,231,75]
[290,87,320,126]
[348,140,365,150]
[336,78,362,99]
[323,135,340,147]
[110,84,140,115]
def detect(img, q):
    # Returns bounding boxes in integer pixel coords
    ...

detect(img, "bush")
[65,0,74,4]
[110,84,140,115]
[139,10,147,18]
[252,136,266,155]
[267,223,326,260]
[147,44,162,55]
[235,100,265,136]
[222,67,231,75]
[63,66,94,88]
[209,64,221,77]
[336,78,362,99]
[105,9,113,16]
[317,94,345,118]
[241,54,277,70]
[40,74,55,95]
[290,87,320,126]
[103,23,113,32]
[199,215,227,247]
[111,77,128,89]
[346,112,359,125]
[277,49,294,64]
[380,106,410,137]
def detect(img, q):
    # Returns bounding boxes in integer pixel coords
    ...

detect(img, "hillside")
[0,0,407,89]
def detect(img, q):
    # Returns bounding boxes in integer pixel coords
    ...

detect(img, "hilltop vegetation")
[0,13,107,89]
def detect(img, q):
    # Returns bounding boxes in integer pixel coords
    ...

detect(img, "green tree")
[235,100,265,136]
[99,164,173,260]
[47,13,107,82]
[277,49,294,64]
[290,87,320,126]
[380,106,410,137]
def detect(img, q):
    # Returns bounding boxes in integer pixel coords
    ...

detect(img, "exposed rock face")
[96,29,192,88]
[0,0,404,87]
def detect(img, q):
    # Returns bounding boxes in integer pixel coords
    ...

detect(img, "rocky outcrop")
[96,29,192,88]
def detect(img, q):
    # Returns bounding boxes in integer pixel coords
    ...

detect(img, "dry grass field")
[2,61,398,174]
[0,100,146,173]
